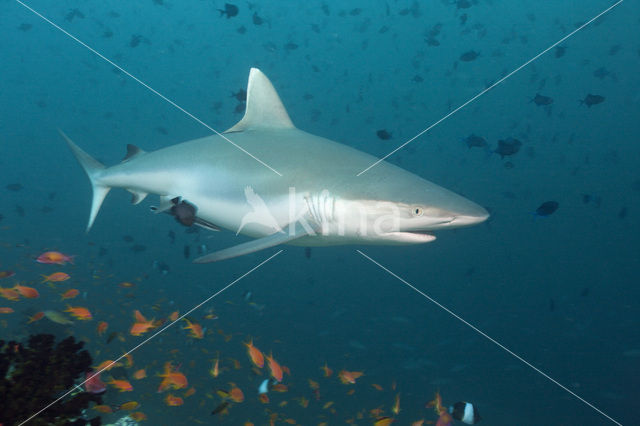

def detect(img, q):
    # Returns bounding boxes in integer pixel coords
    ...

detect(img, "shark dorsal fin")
[225,68,294,133]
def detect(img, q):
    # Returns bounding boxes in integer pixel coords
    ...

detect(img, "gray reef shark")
[64,68,489,262]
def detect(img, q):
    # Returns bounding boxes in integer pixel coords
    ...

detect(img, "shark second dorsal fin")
[225,68,295,133]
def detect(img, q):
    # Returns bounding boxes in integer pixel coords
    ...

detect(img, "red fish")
[36,251,74,265]
[84,371,106,394]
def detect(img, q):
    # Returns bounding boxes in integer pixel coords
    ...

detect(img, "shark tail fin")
[59,130,110,232]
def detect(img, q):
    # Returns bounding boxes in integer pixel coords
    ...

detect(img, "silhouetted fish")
[131,244,147,253]
[554,46,566,58]
[580,94,605,107]
[494,138,522,158]
[460,50,479,62]
[18,23,32,31]
[252,12,264,25]
[531,93,553,106]
[218,3,239,18]
[376,129,392,140]
[535,201,559,217]
[65,8,85,22]
[463,134,487,149]
[6,183,23,191]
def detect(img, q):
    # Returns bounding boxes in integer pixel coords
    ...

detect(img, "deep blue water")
[1,0,639,425]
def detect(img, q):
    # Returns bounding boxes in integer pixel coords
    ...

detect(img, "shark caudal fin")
[59,130,110,232]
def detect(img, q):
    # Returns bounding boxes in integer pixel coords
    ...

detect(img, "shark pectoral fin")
[193,222,308,263]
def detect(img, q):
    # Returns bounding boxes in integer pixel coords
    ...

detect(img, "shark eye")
[412,206,424,217]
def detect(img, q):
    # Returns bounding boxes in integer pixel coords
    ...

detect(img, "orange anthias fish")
[0,307,14,314]
[266,353,283,383]
[0,287,20,301]
[157,362,188,392]
[130,310,159,336]
[13,284,39,299]
[96,321,108,335]
[133,369,147,380]
[108,378,133,392]
[427,391,453,426]
[61,289,80,300]
[65,305,92,320]
[0,270,15,280]
[41,272,70,283]
[28,312,45,323]
[36,251,74,265]
[165,394,183,406]
[321,362,333,378]
[94,360,122,371]
[209,358,220,378]
[338,370,364,385]
[183,319,203,339]
[129,412,147,421]
[244,339,264,368]
[228,383,245,403]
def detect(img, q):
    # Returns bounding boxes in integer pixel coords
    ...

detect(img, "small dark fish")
[412,75,423,83]
[376,129,392,140]
[321,2,330,16]
[531,93,553,106]
[549,298,555,312]
[284,42,298,51]
[103,29,114,38]
[459,50,479,62]
[18,23,32,31]
[580,94,605,107]
[455,0,473,9]
[535,201,559,217]
[153,260,170,275]
[593,67,610,80]
[459,13,468,25]
[349,8,362,16]
[211,401,230,415]
[304,247,312,259]
[156,126,168,135]
[6,183,23,191]
[618,206,628,219]
[183,245,190,259]
[554,46,566,58]
[231,89,247,102]
[236,25,247,35]
[65,9,85,22]
[218,3,239,19]
[581,194,592,204]
[252,12,264,25]
[463,134,487,149]
[49,192,57,200]
[131,244,147,253]
[426,37,440,47]
[494,138,522,158]
[608,44,621,56]
[130,34,142,48]
[106,331,119,344]
[168,230,176,244]
[123,235,134,243]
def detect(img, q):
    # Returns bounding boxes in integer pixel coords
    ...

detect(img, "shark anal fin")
[193,222,309,263]
[128,190,148,204]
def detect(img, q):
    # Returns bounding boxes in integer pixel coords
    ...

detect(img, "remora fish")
[64,68,488,262]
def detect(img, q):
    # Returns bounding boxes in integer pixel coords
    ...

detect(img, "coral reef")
[0,334,102,425]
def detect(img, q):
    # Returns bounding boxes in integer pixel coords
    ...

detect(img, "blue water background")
[1,0,639,425]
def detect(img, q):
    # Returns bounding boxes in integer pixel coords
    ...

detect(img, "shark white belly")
[64,68,488,262]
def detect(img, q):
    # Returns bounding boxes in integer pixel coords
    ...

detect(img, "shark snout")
[450,204,490,227]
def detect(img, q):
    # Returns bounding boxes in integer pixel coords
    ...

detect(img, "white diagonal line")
[357,250,622,426]
[18,250,283,426]
[357,0,624,176]
[14,0,282,176]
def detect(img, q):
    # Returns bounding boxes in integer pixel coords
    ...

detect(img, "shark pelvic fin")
[60,130,109,232]
[122,144,146,162]
[225,68,295,133]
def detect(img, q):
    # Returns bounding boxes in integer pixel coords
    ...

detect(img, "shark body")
[65,68,488,262]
